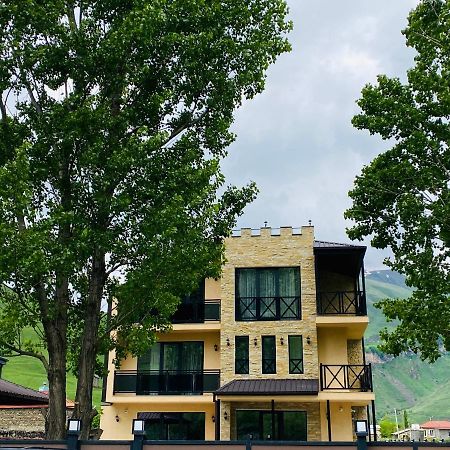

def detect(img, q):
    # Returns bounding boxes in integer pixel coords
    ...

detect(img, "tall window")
[143,412,205,440]
[288,335,303,374]
[235,336,249,374]
[262,336,276,374]
[235,267,301,321]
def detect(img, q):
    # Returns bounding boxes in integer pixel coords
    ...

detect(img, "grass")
[1,328,103,410]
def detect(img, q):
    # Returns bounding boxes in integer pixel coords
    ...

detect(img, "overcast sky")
[221,0,419,270]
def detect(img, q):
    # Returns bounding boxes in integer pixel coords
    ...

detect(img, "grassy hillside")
[365,271,450,423]
[0,331,102,410]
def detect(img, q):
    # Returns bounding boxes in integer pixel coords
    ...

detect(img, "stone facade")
[0,408,45,434]
[220,226,318,384]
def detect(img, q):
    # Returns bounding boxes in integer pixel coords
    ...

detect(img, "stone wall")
[0,408,45,433]
[220,226,318,384]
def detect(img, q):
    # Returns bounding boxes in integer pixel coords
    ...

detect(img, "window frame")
[288,335,304,374]
[261,335,276,374]
[235,267,301,322]
[235,336,250,374]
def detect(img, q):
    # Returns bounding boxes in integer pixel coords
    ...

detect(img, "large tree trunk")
[41,275,68,440]
[73,248,106,439]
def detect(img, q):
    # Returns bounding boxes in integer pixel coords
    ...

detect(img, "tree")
[403,410,409,430]
[345,0,450,362]
[0,0,291,439]
[380,416,397,439]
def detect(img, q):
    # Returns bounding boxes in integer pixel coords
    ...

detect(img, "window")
[236,410,307,441]
[288,335,303,374]
[235,267,301,321]
[137,342,204,394]
[235,336,249,374]
[144,412,205,440]
[262,336,276,374]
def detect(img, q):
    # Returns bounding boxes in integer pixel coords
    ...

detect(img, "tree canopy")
[346,0,450,362]
[0,0,291,438]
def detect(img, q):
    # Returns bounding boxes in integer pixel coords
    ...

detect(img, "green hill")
[365,270,450,423]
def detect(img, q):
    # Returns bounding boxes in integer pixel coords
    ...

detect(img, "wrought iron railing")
[320,364,372,391]
[235,358,249,374]
[172,299,221,323]
[235,296,301,321]
[317,291,367,316]
[113,369,220,395]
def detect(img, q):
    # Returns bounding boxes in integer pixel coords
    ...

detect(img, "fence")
[0,440,450,450]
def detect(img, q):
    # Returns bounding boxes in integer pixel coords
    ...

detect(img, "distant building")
[392,424,424,441]
[421,420,450,441]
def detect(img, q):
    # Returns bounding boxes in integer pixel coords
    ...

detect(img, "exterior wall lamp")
[214,344,218,351]
[253,337,258,346]
[280,337,284,345]
[212,415,215,423]
[224,411,228,420]
[226,338,230,346]
[306,336,311,345]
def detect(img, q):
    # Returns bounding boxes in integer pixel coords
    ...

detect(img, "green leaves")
[346,0,450,361]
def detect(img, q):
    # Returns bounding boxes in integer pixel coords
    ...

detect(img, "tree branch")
[2,342,49,372]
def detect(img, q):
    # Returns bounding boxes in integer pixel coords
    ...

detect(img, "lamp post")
[355,420,368,450]
[132,419,146,450]
[67,419,81,450]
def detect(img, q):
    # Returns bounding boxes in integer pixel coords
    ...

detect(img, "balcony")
[235,296,301,321]
[172,299,221,323]
[320,364,372,391]
[317,291,367,316]
[113,370,220,395]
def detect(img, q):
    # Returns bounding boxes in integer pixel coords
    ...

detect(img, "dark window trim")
[288,335,304,374]
[262,336,276,374]
[235,267,301,322]
[235,336,249,374]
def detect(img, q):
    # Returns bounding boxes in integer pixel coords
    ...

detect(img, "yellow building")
[100,225,375,442]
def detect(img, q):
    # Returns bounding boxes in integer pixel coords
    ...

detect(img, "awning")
[214,379,319,397]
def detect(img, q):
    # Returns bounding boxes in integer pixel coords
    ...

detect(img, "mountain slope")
[365,270,450,422]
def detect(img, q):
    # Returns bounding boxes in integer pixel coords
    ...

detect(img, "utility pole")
[394,409,399,432]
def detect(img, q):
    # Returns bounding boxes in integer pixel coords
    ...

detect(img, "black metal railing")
[235,358,249,374]
[317,291,367,315]
[320,364,372,391]
[262,358,276,374]
[172,299,221,323]
[113,369,220,395]
[235,296,301,321]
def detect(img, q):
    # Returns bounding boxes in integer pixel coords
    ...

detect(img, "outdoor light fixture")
[115,415,120,422]
[224,411,228,421]
[280,337,284,345]
[132,419,145,435]
[212,415,215,423]
[306,336,311,345]
[355,420,368,437]
[67,419,81,433]
[253,337,258,346]
[226,338,230,347]
[214,344,218,352]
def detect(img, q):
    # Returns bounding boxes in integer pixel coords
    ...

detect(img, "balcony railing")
[320,364,372,391]
[235,296,301,321]
[317,291,367,316]
[113,370,220,395]
[172,299,221,323]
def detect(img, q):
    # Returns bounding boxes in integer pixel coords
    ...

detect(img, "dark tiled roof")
[215,379,319,396]
[0,379,49,405]
[314,240,366,250]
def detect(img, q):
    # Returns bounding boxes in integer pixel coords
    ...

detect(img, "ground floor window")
[141,412,205,440]
[236,410,307,441]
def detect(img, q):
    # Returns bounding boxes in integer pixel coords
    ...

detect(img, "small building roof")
[0,379,49,405]
[215,379,319,396]
[314,240,366,250]
[421,421,450,430]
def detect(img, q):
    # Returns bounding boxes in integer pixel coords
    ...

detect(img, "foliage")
[380,417,398,439]
[0,0,291,438]
[403,410,409,430]
[345,0,450,362]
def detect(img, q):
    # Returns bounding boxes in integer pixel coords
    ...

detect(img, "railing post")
[355,420,368,450]
[131,419,145,450]
[246,434,253,450]
[67,419,81,450]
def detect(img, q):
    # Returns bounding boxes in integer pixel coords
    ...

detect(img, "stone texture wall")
[220,226,318,384]
[0,408,45,433]
[347,340,364,365]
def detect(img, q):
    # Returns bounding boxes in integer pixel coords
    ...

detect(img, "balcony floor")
[316,316,368,339]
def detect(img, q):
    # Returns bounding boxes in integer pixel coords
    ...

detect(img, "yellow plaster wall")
[317,328,348,365]
[101,402,215,440]
[220,226,318,384]
[319,402,357,442]
[205,278,221,299]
